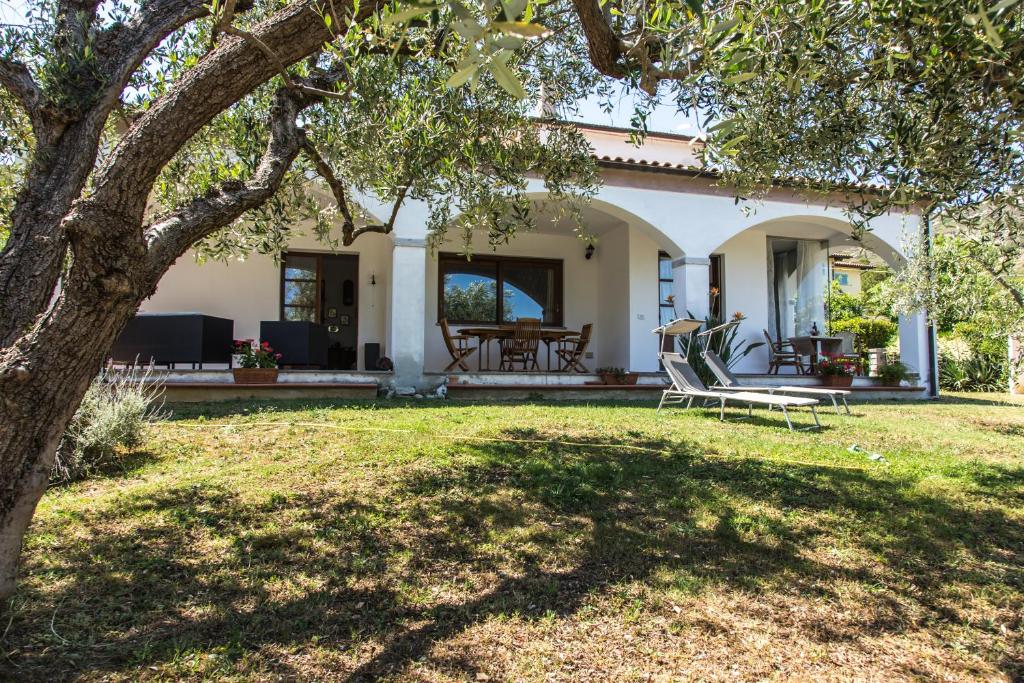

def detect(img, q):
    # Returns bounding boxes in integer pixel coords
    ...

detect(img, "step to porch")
[160,382,380,403]
[133,369,387,403]
[445,383,668,401]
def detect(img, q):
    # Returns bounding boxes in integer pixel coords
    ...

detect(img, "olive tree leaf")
[489,59,526,99]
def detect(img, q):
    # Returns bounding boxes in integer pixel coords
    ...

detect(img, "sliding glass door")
[767,238,828,340]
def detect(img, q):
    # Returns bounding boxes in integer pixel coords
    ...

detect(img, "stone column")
[898,311,933,393]
[388,237,427,390]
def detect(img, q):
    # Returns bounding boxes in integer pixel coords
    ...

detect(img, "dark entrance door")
[320,254,358,370]
[280,252,359,370]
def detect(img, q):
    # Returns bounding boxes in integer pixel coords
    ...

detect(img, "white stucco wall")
[140,227,392,370]
[596,227,630,369]
[714,229,772,373]
[626,227,662,372]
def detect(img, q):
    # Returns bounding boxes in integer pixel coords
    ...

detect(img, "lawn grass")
[3,393,1023,681]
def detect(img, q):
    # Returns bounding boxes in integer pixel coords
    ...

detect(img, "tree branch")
[301,136,403,245]
[143,88,308,273]
[981,261,1024,309]
[85,0,383,228]
[569,0,702,94]
[95,0,213,113]
[221,25,352,101]
[0,58,43,129]
[570,0,626,79]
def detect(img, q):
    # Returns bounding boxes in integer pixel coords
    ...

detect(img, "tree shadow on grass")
[3,429,1022,681]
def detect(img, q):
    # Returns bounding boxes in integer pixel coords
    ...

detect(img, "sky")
[0,0,25,24]
[0,0,699,134]
[568,91,704,136]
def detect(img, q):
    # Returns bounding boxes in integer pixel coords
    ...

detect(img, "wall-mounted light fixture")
[585,244,595,260]
[370,273,377,286]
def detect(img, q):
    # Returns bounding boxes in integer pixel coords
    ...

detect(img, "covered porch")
[129,176,932,401]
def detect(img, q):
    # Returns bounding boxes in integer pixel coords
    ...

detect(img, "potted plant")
[596,367,639,385]
[232,340,282,384]
[817,354,855,387]
[875,361,910,387]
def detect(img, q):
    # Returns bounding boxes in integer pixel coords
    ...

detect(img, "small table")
[457,326,580,371]
[788,335,842,370]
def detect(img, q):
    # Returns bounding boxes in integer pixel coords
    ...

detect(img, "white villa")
[133,123,934,401]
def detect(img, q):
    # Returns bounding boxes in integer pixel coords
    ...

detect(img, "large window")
[439,254,563,326]
[281,253,320,322]
[768,237,827,339]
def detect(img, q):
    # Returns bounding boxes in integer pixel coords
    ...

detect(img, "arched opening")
[704,215,913,374]
[425,194,686,373]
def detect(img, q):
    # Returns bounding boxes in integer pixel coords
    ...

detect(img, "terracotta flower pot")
[821,374,853,387]
[233,368,279,384]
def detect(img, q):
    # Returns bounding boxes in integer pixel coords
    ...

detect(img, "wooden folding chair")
[499,319,541,371]
[440,318,476,372]
[764,329,805,374]
[555,323,592,372]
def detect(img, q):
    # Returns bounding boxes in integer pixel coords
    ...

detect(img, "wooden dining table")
[788,335,842,370]
[457,326,581,371]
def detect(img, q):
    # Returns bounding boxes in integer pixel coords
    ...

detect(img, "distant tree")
[891,230,1023,370]
[443,280,512,322]
[827,280,863,324]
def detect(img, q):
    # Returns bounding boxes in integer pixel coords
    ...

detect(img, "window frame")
[437,253,565,327]
[709,253,724,320]
[280,251,323,323]
[658,251,676,326]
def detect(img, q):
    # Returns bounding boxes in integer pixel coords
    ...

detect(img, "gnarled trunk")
[0,113,112,346]
[0,219,152,601]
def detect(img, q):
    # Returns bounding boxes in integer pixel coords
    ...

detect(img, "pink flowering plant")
[817,353,856,377]
[232,339,282,369]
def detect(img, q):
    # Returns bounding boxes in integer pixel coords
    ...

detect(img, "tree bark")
[0,117,107,346]
[0,81,311,601]
[0,214,149,600]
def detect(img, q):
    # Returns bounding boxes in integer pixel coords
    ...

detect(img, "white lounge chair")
[703,350,851,415]
[658,353,821,431]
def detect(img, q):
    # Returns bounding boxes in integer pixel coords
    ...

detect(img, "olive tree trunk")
[0,255,148,599]
[0,0,346,601]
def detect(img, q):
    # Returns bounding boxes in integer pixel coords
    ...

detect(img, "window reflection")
[284,255,317,280]
[442,261,498,323]
[439,256,562,326]
[284,280,317,308]
[502,263,557,324]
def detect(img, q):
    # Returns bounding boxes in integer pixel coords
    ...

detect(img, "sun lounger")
[658,353,821,431]
[703,350,851,415]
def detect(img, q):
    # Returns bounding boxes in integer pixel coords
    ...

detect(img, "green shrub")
[53,366,167,484]
[826,280,862,322]
[951,321,1008,360]
[830,317,897,352]
[676,313,764,387]
[937,324,1009,392]
[877,361,911,384]
[938,355,1007,392]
